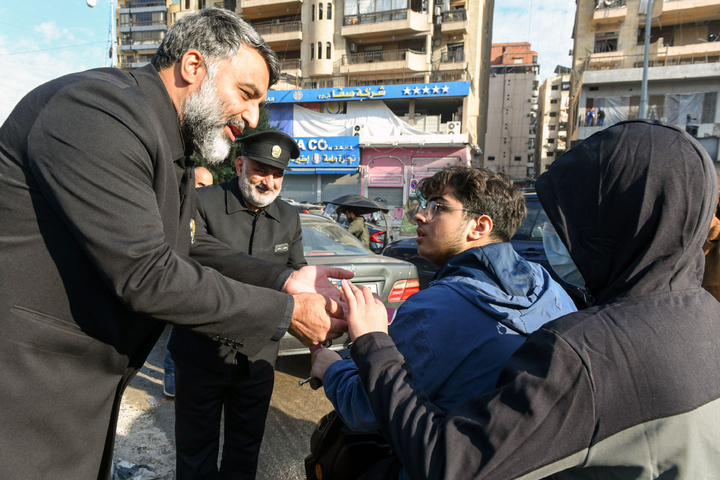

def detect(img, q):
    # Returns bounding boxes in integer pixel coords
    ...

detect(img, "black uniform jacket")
[0,65,292,479]
[172,179,307,368]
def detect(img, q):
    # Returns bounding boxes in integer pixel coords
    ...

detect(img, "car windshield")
[302,220,370,257]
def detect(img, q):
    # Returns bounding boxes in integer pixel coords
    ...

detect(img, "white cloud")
[35,22,75,43]
[493,0,577,80]
[0,32,106,124]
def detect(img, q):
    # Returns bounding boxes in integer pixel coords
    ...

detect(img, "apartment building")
[116,0,493,227]
[536,66,572,175]
[483,42,540,184]
[570,0,720,161]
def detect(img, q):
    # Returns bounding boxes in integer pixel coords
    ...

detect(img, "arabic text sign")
[291,136,360,169]
[266,81,471,104]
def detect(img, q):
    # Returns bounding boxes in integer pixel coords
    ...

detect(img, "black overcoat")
[0,65,292,479]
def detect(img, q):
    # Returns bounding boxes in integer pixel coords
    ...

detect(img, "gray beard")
[181,66,245,164]
[239,165,280,209]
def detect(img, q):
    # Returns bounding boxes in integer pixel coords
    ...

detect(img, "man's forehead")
[428,188,459,203]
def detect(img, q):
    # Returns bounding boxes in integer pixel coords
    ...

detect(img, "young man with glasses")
[310,165,576,479]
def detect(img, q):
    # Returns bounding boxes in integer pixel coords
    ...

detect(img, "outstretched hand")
[283,265,354,306]
[342,279,389,341]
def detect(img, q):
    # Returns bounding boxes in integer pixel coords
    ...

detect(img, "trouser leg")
[174,359,226,480]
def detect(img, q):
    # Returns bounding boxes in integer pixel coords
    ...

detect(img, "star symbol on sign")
[411,87,420,95]
[422,86,430,94]
[431,85,440,94]
[403,87,411,95]
[442,85,450,93]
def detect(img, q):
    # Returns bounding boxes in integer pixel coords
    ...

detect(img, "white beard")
[181,64,245,164]
[239,163,280,209]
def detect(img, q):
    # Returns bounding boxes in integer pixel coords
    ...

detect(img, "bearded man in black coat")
[0,8,348,479]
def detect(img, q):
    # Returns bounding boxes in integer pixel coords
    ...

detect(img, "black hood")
[536,120,716,305]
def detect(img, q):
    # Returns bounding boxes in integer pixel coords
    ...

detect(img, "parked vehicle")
[382,194,589,309]
[278,214,419,356]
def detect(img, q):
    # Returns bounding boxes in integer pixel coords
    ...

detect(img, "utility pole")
[640,0,654,119]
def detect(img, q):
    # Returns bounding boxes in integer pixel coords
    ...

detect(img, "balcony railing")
[342,49,419,65]
[119,20,167,28]
[253,20,302,35]
[595,0,626,9]
[586,50,720,70]
[442,9,466,22]
[344,9,408,26]
[120,0,166,7]
[440,51,465,63]
[280,58,301,70]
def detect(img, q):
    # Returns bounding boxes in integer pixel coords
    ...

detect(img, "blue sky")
[0,0,576,124]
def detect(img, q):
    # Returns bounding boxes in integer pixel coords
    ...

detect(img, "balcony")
[592,0,627,26]
[440,9,468,35]
[340,49,427,74]
[342,9,431,42]
[661,0,720,25]
[437,50,465,71]
[585,41,720,71]
[119,0,165,7]
[241,0,302,19]
[252,20,302,49]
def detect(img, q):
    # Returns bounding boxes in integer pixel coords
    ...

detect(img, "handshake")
[283,267,390,348]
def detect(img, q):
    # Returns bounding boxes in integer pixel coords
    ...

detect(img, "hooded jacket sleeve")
[352,330,595,479]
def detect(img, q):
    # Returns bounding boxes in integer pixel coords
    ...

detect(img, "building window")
[312,4,315,21]
[561,82,570,90]
[549,112,557,117]
[185,0,190,8]
[550,99,558,104]
[310,44,314,60]
[514,156,522,162]
[547,151,555,157]
[319,3,323,19]
[487,156,495,161]
[318,42,322,59]
[548,138,555,144]
[551,85,559,90]
[549,125,556,131]
[327,3,332,19]
[594,32,618,53]
[326,42,332,59]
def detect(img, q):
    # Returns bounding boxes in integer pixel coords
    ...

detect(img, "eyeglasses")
[422,200,482,222]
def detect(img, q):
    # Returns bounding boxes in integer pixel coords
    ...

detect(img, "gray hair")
[152,7,280,87]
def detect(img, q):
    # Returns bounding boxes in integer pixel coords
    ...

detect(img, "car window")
[302,223,370,256]
[512,198,550,242]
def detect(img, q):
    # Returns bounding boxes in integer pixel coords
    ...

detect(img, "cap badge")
[272,145,282,158]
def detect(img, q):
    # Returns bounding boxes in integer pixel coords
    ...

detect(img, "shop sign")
[290,136,360,169]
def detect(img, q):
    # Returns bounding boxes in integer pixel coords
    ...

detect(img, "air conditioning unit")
[353,124,366,136]
[446,121,461,134]
[349,42,357,53]
[434,6,442,16]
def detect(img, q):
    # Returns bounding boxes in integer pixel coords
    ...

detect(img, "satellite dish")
[87,0,97,7]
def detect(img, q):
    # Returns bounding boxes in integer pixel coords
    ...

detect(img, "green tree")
[192,102,278,183]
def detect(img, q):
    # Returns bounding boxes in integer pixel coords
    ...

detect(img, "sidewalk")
[112,326,333,480]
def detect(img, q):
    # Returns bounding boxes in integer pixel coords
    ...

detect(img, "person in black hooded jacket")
[341,120,720,479]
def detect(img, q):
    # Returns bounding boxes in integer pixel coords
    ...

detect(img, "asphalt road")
[113,326,333,479]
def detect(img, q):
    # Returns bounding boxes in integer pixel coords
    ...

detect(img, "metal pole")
[640,0,654,118]
[110,0,117,68]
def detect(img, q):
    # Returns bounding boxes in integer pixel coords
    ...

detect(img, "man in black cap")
[170,130,306,480]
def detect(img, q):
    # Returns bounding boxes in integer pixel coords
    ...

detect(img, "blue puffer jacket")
[323,242,577,432]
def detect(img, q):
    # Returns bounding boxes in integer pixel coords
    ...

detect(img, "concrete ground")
[113,326,333,479]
